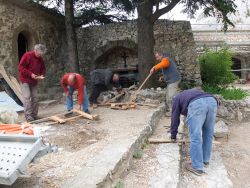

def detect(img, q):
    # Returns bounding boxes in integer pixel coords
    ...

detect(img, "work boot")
[185,162,204,176]
[204,162,209,168]
[26,116,35,122]
[33,115,42,120]
[84,109,90,114]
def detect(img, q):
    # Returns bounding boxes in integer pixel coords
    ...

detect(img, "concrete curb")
[62,104,166,188]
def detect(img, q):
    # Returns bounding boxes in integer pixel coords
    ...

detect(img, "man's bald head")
[68,74,76,86]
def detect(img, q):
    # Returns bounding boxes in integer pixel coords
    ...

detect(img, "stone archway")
[12,23,38,75]
[93,39,137,68]
[232,56,247,79]
[18,32,28,61]
[232,57,242,78]
[93,40,138,87]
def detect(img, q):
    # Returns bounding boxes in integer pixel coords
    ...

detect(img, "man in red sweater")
[18,44,47,121]
[61,73,89,113]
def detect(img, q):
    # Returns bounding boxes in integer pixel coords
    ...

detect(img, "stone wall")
[217,95,250,122]
[0,0,67,96]
[77,20,201,86]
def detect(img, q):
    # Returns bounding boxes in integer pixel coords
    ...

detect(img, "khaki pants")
[166,80,180,110]
[21,83,38,120]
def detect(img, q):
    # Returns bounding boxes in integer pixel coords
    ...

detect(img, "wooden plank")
[10,76,21,93]
[29,111,72,124]
[148,138,220,144]
[72,109,99,120]
[0,64,23,103]
[107,91,126,103]
[121,105,128,110]
[49,116,66,124]
[148,138,188,144]
[136,103,158,108]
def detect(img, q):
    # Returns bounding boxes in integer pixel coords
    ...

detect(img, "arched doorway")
[95,46,138,87]
[12,24,38,76]
[232,57,241,78]
[18,32,28,61]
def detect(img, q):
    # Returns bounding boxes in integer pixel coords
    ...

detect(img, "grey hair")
[34,44,47,54]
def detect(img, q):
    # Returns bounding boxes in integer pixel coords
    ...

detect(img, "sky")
[41,0,250,29]
[159,0,250,29]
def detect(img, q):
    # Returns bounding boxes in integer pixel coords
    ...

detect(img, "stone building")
[0,0,66,97]
[193,24,250,79]
[1,0,202,98]
[77,20,201,87]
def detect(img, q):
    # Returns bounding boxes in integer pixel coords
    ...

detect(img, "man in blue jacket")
[170,88,218,175]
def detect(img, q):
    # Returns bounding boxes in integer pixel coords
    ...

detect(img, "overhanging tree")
[109,0,237,86]
[31,0,128,73]
[31,0,237,87]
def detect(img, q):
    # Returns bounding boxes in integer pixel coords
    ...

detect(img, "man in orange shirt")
[61,73,89,113]
[150,52,181,110]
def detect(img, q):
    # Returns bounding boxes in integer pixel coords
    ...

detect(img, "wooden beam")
[49,116,66,124]
[10,76,21,93]
[29,111,73,124]
[72,109,99,120]
[148,138,188,144]
[0,64,23,103]
[148,138,220,144]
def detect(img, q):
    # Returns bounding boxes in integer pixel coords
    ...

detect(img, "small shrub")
[199,47,237,86]
[202,84,222,94]
[220,88,248,100]
[202,84,248,100]
[141,142,149,149]
[179,81,197,90]
[133,149,143,159]
[114,181,124,188]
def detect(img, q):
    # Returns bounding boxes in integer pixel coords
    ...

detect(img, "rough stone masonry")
[0,0,201,99]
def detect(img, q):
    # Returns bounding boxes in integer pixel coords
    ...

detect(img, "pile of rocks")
[97,87,166,104]
[135,87,166,104]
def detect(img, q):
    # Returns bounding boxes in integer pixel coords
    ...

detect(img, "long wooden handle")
[137,73,152,92]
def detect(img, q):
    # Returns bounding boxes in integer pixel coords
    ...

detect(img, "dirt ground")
[218,122,250,188]
[2,102,154,188]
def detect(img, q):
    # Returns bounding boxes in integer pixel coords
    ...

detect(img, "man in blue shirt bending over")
[170,88,219,176]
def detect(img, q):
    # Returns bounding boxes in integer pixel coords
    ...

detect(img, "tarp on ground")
[0,91,23,112]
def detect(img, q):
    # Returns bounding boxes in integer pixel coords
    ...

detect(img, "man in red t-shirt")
[18,44,47,121]
[61,73,89,113]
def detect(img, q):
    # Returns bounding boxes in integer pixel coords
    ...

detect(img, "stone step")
[122,116,182,188]
[179,150,233,188]
[62,104,166,188]
[149,144,180,188]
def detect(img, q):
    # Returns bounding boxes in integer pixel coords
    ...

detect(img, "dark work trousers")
[89,84,108,104]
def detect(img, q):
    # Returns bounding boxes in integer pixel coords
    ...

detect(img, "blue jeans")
[186,97,217,171]
[66,85,89,112]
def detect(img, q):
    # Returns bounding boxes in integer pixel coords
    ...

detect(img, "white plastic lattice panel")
[0,135,43,185]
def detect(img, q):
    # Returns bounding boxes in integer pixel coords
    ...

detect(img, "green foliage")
[199,47,237,86]
[202,84,248,100]
[133,149,143,159]
[179,81,197,90]
[114,181,124,188]
[31,0,237,30]
[141,142,148,149]
[220,88,249,100]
